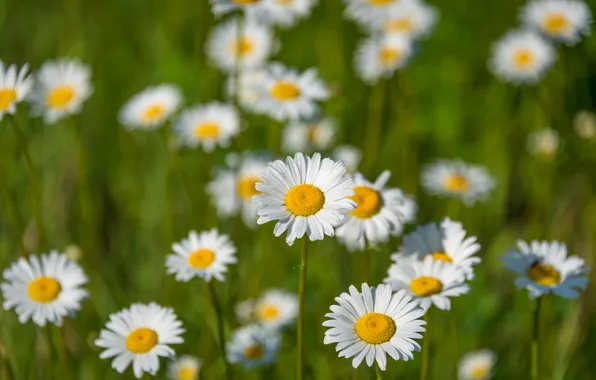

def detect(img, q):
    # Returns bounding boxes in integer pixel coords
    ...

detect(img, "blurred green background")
[1,0,596,378]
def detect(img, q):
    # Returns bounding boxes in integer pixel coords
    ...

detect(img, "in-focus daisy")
[95,303,185,379]
[527,128,559,158]
[574,110,596,140]
[344,0,400,28]
[0,61,32,120]
[393,218,481,280]
[1,251,88,326]
[458,349,497,380]
[29,58,93,124]
[421,159,495,206]
[254,63,329,121]
[166,229,238,282]
[253,152,356,245]
[167,355,201,380]
[227,324,281,369]
[371,0,438,39]
[282,117,337,153]
[209,0,266,17]
[488,30,556,85]
[323,283,426,370]
[253,289,298,329]
[336,171,416,252]
[332,145,362,173]
[355,34,412,84]
[226,69,267,112]
[258,0,319,28]
[175,102,239,152]
[501,240,589,299]
[119,84,182,130]
[385,257,469,311]
[521,0,592,46]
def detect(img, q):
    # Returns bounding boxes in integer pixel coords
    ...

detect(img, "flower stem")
[208,281,232,380]
[450,313,460,379]
[0,340,16,380]
[420,314,429,380]
[374,363,383,379]
[364,81,386,171]
[297,238,309,380]
[52,327,72,380]
[531,297,542,380]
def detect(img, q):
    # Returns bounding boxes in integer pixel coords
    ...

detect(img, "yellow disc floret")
[349,186,382,219]
[187,249,216,269]
[430,252,452,263]
[270,81,301,101]
[527,263,560,286]
[194,122,220,139]
[355,313,396,344]
[46,86,74,109]
[409,276,443,297]
[125,328,158,354]
[285,184,325,216]
[27,276,62,303]
[0,88,17,111]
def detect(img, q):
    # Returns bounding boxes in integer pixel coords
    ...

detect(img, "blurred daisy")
[0,61,32,120]
[119,84,182,130]
[355,34,412,84]
[209,0,266,17]
[344,0,400,27]
[574,110,596,140]
[421,159,495,206]
[167,355,201,380]
[489,30,556,85]
[385,257,469,311]
[226,69,267,112]
[393,218,481,280]
[166,229,238,282]
[258,0,319,28]
[336,171,416,252]
[527,128,559,158]
[236,298,256,324]
[282,117,337,153]
[372,0,438,39]
[29,58,93,124]
[501,240,589,299]
[332,145,362,172]
[175,102,239,152]
[95,303,185,379]
[227,324,281,369]
[458,349,496,380]
[1,251,88,326]
[253,152,356,245]
[253,289,298,329]
[521,0,592,46]
[323,283,426,370]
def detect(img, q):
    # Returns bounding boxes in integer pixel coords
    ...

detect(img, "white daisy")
[165,229,238,282]
[175,102,239,152]
[332,145,362,173]
[95,302,185,379]
[384,257,469,311]
[322,283,426,371]
[282,117,337,153]
[343,0,401,28]
[527,128,559,158]
[574,110,596,140]
[253,289,298,329]
[393,218,481,280]
[1,251,88,327]
[521,0,592,46]
[227,324,281,369]
[355,34,412,84]
[0,61,32,120]
[501,240,589,299]
[370,0,438,39]
[336,171,416,252]
[488,30,556,85]
[253,152,356,245]
[209,0,267,17]
[29,58,93,124]
[421,159,495,206]
[458,349,497,380]
[254,63,330,121]
[119,84,182,130]
[225,69,267,112]
[167,355,201,380]
[235,298,256,324]
[258,0,319,28]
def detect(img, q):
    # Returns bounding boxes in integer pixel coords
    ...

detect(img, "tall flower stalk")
[297,238,308,380]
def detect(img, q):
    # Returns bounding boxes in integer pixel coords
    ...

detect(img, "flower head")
[458,349,497,380]
[282,118,337,153]
[344,0,401,28]
[237,289,298,330]
[167,355,201,380]
[521,0,592,46]
[119,84,182,130]
[527,128,559,158]
[332,145,362,173]
[209,0,266,17]
[0,61,32,120]
[175,102,239,152]
[355,34,412,84]
[370,0,438,39]
[227,324,281,369]
[257,0,319,28]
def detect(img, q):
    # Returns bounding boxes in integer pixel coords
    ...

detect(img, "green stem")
[161,122,173,253]
[420,314,429,380]
[44,326,54,380]
[450,313,460,379]
[364,81,385,171]
[208,281,232,380]
[374,363,383,380]
[531,297,542,380]
[0,342,16,380]
[297,238,309,380]
[52,327,72,380]
[363,248,371,284]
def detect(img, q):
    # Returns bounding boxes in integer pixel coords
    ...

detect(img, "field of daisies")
[1,0,596,379]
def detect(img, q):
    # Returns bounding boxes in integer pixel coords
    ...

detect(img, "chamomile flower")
[355,34,412,84]
[226,69,267,112]
[282,118,337,153]
[253,289,298,329]
[394,218,481,280]
[253,152,356,245]
[254,63,330,121]
[370,0,438,39]
[527,128,559,158]
[489,30,556,85]
[344,0,401,28]
[29,58,93,124]
[95,303,185,379]
[574,110,596,140]
[167,355,201,380]
[175,102,239,152]
[421,159,495,206]
[227,324,281,369]
[385,257,469,311]
[0,61,32,120]
[1,251,88,326]
[501,240,589,299]
[336,171,416,252]
[258,0,319,28]
[166,229,238,283]
[332,145,362,173]
[521,0,592,46]
[323,283,426,371]
[119,84,182,130]
[459,349,496,380]
[209,0,266,17]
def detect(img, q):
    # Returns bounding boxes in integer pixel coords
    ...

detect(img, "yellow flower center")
[275,0,293,4]
[46,86,74,109]
[256,304,280,322]
[512,49,535,69]
[542,13,569,35]
[125,328,158,354]
[270,81,301,101]
[244,344,264,360]
[284,184,325,217]
[349,186,382,219]
[379,47,401,67]
[142,104,166,123]
[385,17,413,32]
[187,249,216,269]
[527,263,561,286]
[409,276,443,297]
[305,124,319,143]
[233,37,254,56]
[193,122,220,140]
[354,313,396,344]
[237,176,261,200]
[469,364,490,380]
[443,174,469,193]
[0,88,17,111]
[177,367,197,380]
[27,276,62,303]
[368,0,395,6]
[234,0,258,4]
[430,251,452,263]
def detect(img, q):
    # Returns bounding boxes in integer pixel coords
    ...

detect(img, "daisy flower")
[227,324,281,369]
[458,349,497,380]
[253,152,356,245]
[209,0,266,17]
[521,0,592,46]
[175,102,239,152]
[336,171,416,252]
[355,34,412,84]
[281,117,337,153]
[501,240,589,299]
[167,355,201,380]
[343,0,401,28]
[258,0,319,28]
[253,289,298,329]
[574,110,596,140]
[1,251,88,326]
[95,303,185,379]
[527,128,559,158]
[322,283,426,371]
[371,0,438,39]
[393,218,481,280]
[119,84,182,130]
[0,61,32,120]
[226,69,267,112]
[29,58,93,124]
[166,229,238,282]
[488,30,556,85]
[421,159,495,206]
[254,63,330,121]
[332,145,362,173]
[385,257,469,311]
